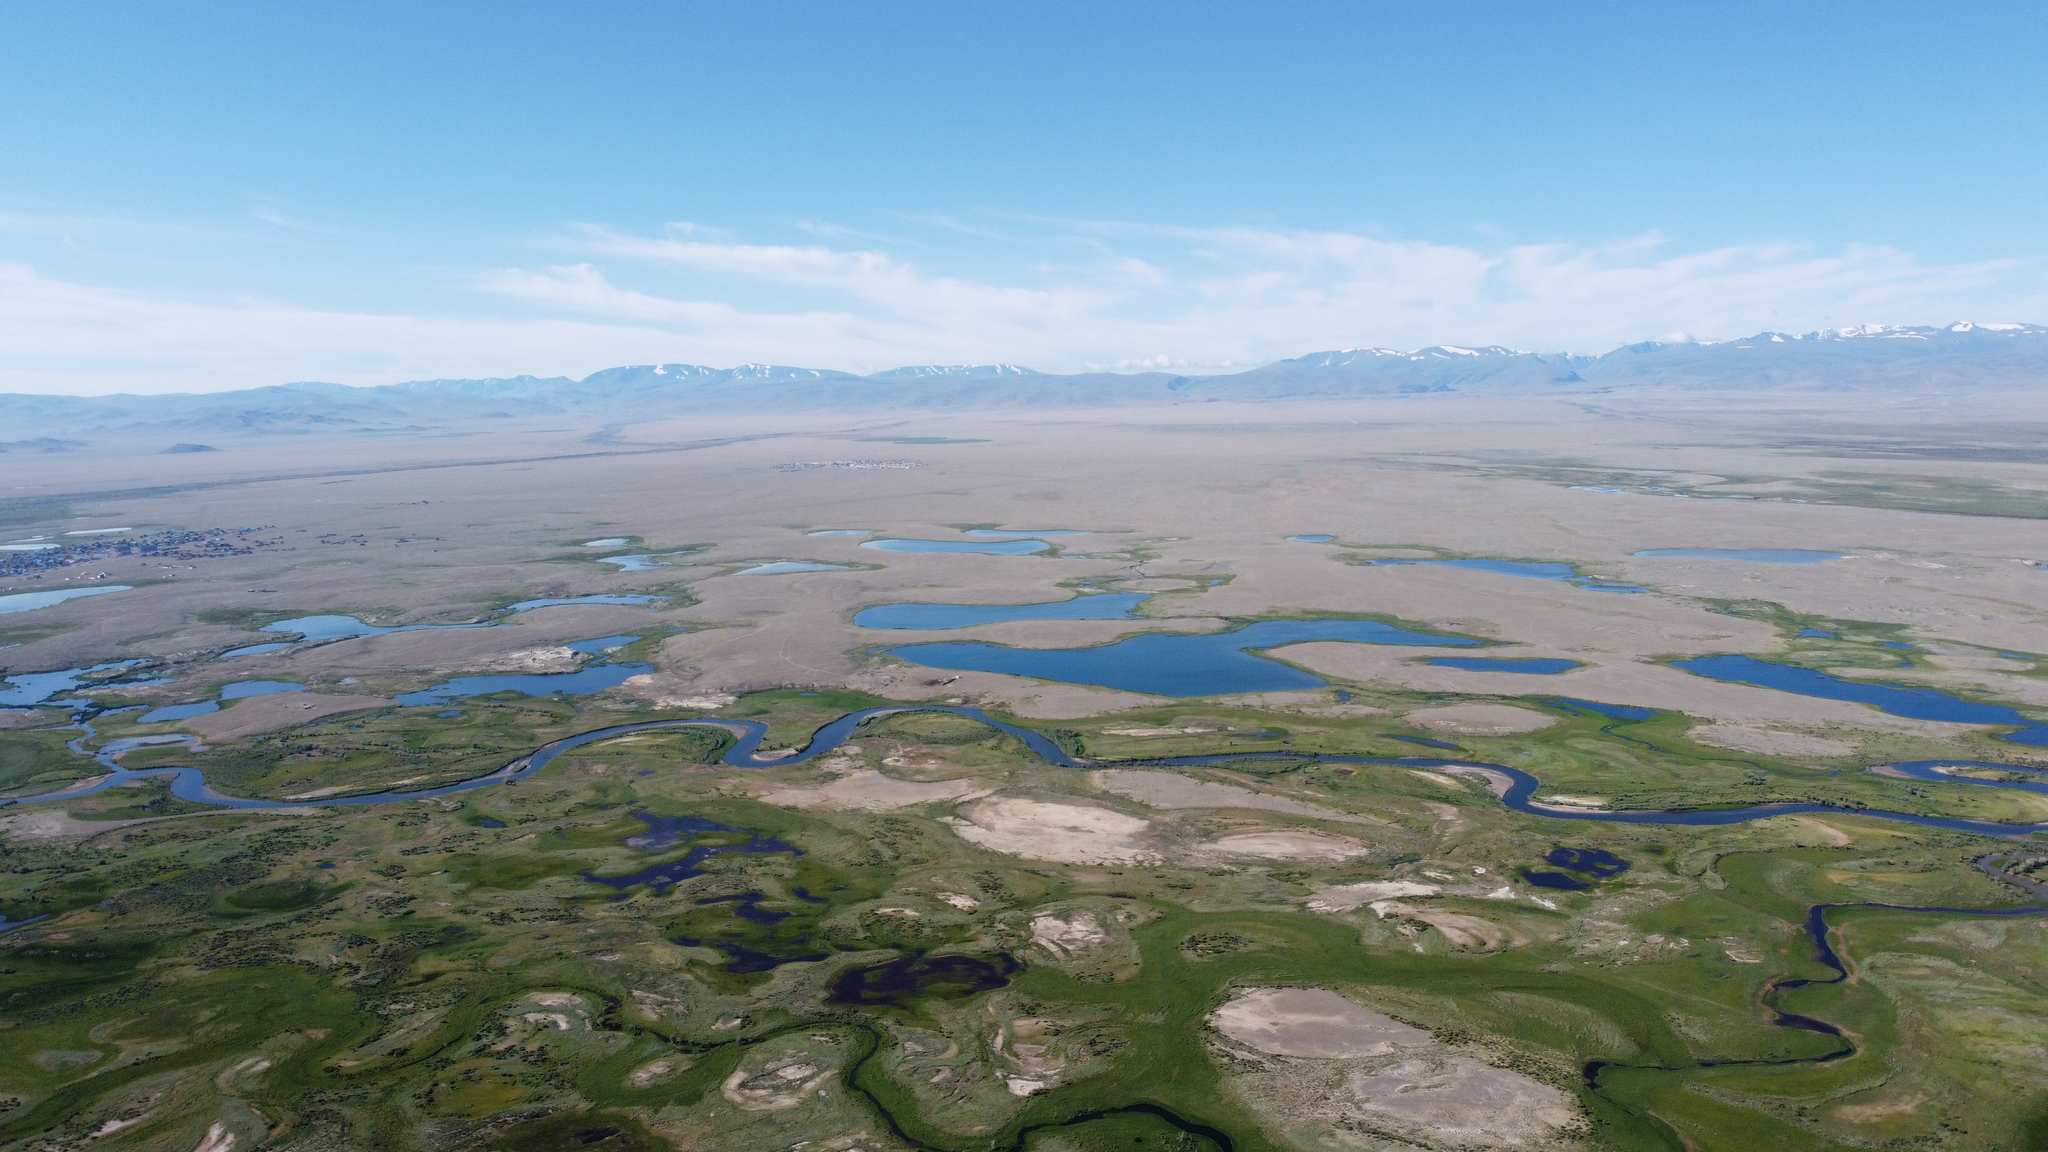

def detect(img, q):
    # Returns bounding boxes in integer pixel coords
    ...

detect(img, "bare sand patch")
[1530,794,1609,811]
[1091,769,1383,824]
[1030,912,1108,960]
[1202,831,1370,860]
[1340,1056,1582,1145]
[758,769,991,812]
[1100,725,1216,736]
[1212,988,1430,1057]
[1305,881,1442,913]
[943,796,1158,864]
[1690,722,1855,757]
[1216,987,1582,1148]
[180,693,391,740]
[721,1059,831,1111]
[0,709,48,730]
[848,664,1164,719]
[468,645,587,674]
[1370,901,1527,950]
[1405,704,1557,735]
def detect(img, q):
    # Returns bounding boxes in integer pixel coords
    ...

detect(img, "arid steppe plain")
[4,390,2048,1152]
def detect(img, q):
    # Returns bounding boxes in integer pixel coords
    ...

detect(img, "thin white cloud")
[0,221,2042,395]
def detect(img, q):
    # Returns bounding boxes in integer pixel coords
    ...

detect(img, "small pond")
[502,593,666,612]
[1554,698,1660,721]
[583,809,800,894]
[806,529,873,536]
[582,538,631,547]
[855,592,1149,630]
[1287,534,1335,543]
[394,634,650,707]
[1425,657,1581,674]
[1367,558,1644,593]
[861,538,1051,555]
[595,554,666,571]
[0,586,134,614]
[1674,654,2048,745]
[826,951,1020,1006]
[891,617,1478,696]
[735,561,851,575]
[1634,548,1844,563]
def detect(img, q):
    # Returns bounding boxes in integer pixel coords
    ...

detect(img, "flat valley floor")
[3,390,2047,1152]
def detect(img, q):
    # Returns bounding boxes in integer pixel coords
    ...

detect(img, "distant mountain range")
[4,322,2043,440]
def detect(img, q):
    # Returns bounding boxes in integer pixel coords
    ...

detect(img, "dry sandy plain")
[4,390,2048,749]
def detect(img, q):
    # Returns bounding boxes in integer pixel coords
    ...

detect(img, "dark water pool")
[891,617,1479,696]
[1427,657,1581,674]
[1368,558,1646,593]
[856,592,1148,629]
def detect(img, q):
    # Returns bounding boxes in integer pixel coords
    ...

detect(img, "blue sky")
[4,1,2046,393]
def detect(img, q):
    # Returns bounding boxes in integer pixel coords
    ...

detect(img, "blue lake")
[855,592,1149,630]
[141,680,307,723]
[1675,654,2048,745]
[258,614,489,642]
[0,660,151,707]
[862,538,1051,555]
[246,596,666,650]
[1797,629,1836,639]
[1426,657,1582,674]
[1635,548,1845,563]
[394,633,650,706]
[1287,534,1335,543]
[736,561,850,575]
[1367,558,1645,593]
[891,618,1479,696]
[502,593,666,611]
[964,529,1087,537]
[0,586,134,614]
[596,554,666,571]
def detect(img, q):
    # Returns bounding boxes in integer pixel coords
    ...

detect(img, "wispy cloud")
[1,219,2041,395]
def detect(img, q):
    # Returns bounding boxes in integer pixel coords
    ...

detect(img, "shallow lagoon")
[1675,654,2048,745]
[805,529,873,536]
[1287,534,1335,543]
[240,594,668,651]
[855,592,1148,630]
[0,586,133,614]
[1635,548,1844,563]
[735,561,850,575]
[1425,657,1581,674]
[0,660,150,707]
[394,634,650,706]
[1367,558,1644,593]
[861,538,1050,555]
[891,618,1478,696]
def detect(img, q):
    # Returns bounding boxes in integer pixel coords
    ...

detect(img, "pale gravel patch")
[1405,703,1558,734]
[1689,722,1855,757]
[1211,988,1431,1058]
[1200,831,1371,860]
[943,796,1159,863]
[1091,769,1384,824]
[759,769,993,812]
[1305,881,1442,913]
[179,693,391,740]
[1030,912,1108,959]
